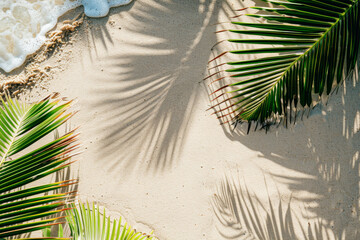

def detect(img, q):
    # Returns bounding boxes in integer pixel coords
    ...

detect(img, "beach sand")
[3,0,360,239]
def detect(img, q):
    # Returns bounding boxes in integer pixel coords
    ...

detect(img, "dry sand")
[2,0,360,239]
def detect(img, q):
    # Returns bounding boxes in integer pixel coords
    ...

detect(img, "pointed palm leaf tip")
[66,201,157,240]
[0,94,78,239]
[208,0,360,126]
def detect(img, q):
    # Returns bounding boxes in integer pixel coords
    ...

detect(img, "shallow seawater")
[0,0,132,73]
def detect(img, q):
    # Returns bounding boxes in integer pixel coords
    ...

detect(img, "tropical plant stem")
[245,1,358,119]
[0,111,27,167]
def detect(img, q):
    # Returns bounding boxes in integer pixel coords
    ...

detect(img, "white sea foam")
[0,0,133,73]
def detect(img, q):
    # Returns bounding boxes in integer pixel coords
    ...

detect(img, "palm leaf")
[208,0,360,126]
[0,94,78,239]
[66,201,157,240]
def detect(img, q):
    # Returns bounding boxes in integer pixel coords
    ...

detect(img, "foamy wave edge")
[0,0,133,73]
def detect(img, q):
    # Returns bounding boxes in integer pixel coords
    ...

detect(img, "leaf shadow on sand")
[88,0,225,174]
[212,175,360,240]
[205,2,360,237]
[208,59,360,238]
[41,128,79,238]
[82,2,136,61]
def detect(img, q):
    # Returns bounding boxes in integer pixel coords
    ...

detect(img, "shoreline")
[0,7,84,97]
[2,1,359,239]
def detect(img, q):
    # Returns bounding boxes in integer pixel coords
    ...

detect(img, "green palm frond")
[208,0,359,126]
[66,201,157,240]
[0,94,78,239]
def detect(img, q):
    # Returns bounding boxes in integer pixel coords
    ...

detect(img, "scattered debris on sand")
[0,68,49,97]
[0,12,85,97]
[45,13,84,53]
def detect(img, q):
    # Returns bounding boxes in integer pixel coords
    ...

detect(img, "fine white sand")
[6,0,360,239]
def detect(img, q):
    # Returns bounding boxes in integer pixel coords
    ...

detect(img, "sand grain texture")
[11,0,360,239]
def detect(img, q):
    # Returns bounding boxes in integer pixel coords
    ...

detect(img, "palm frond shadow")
[41,166,79,238]
[211,70,360,239]
[213,176,360,240]
[90,0,222,173]
[40,128,79,238]
[206,0,359,128]
[205,0,278,128]
[82,2,135,62]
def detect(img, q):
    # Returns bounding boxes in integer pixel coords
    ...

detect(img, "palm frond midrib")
[0,104,28,167]
[211,0,359,122]
[252,0,356,105]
